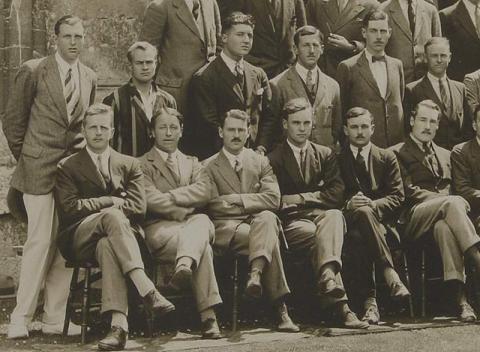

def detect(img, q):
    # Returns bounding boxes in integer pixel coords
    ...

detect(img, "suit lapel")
[314,70,327,107]
[454,1,479,41]
[43,56,69,126]
[384,56,397,100]
[282,142,306,190]
[146,148,178,188]
[358,52,382,97]
[241,150,257,193]
[335,0,365,31]
[288,68,310,101]
[78,148,106,189]
[108,149,123,191]
[280,0,292,39]
[304,143,319,186]
[472,139,480,174]
[263,0,278,35]
[448,79,463,127]
[177,151,193,186]
[431,142,447,177]
[414,1,426,41]
[324,0,340,30]
[369,145,380,192]
[173,0,202,39]
[217,58,245,104]
[388,0,412,40]
[406,136,432,173]
[215,151,242,192]
[244,64,256,106]
[421,76,443,110]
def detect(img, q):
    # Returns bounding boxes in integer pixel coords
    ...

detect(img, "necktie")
[306,70,316,97]
[235,62,244,91]
[166,153,180,184]
[64,68,80,121]
[407,0,415,36]
[192,0,200,21]
[423,142,440,178]
[475,5,480,38]
[299,149,306,179]
[234,157,242,180]
[97,154,111,184]
[439,78,451,114]
[354,147,371,191]
[372,55,386,63]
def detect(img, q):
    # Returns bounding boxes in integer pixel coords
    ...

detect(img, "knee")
[100,208,128,228]
[352,206,375,220]
[254,210,279,225]
[445,196,468,212]
[95,237,112,256]
[190,214,214,244]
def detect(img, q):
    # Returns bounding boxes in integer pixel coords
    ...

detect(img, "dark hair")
[150,107,184,130]
[362,10,389,28]
[222,11,255,34]
[54,15,83,35]
[221,109,250,127]
[293,25,323,46]
[412,99,441,119]
[127,41,158,63]
[282,97,311,120]
[82,103,114,127]
[344,107,374,125]
[424,36,450,54]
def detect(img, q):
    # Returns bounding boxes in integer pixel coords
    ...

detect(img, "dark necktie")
[299,149,306,179]
[306,70,316,98]
[64,68,79,121]
[439,78,451,115]
[97,154,111,184]
[407,0,415,36]
[235,62,245,91]
[166,153,180,184]
[372,55,386,63]
[354,147,371,191]
[234,157,242,181]
[192,0,200,21]
[423,142,440,178]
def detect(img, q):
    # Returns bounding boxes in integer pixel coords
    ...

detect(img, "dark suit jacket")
[464,69,480,115]
[306,0,379,79]
[404,76,474,150]
[451,138,480,219]
[337,51,405,148]
[55,148,146,261]
[338,144,404,222]
[3,55,96,195]
[268,141,345,219]
[236,0,307,78]
[381,0,441,83]
[440,1,480,81]
[191,56,271,160]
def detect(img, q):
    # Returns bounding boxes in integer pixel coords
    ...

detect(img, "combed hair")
[293,25,323,46]
[126,41,158,63]
[83,103,114,127]
[222,11,255,33]
[282,97,311,120]
[412,99,441,119]
[344,107,374,124]
[221,109,250,127]
[54,15,83,35]
[150,107,184,129]
[424,36,450,53]
[362,10,389,28]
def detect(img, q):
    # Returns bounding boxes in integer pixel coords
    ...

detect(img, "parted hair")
[150,107,184,129]
[222,12,255,33]
[127,41,158,63]
[221,109,251,127]
[344,107,374,124]
[424,37,450,54]
[362,10,389,28]
[282,97,311,120]
[293,25,323,46]
[82,103,114,127]
[412,99,441,119]
[54,15,83,35]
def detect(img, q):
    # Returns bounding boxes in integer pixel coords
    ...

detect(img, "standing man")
[235,0,307,78]
[337,10,405,148]
[391,100,480,322]
[191,12,271,160]
[306,0,379,79]
[203,109,299,332]
[103,41,177,157]
[138,0,221,115]
[403,37,473,150]
[55,104,173,351]
[339,107,409,325]
[268,98,368,329]
[257,26,342,153]
[381,0,441,83]
[464,69,480,114]
[2,15,96,339]
[440,0,480,81]
[139,107,222,339]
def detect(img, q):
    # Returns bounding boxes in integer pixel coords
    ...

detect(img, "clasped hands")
[347,191,374,210]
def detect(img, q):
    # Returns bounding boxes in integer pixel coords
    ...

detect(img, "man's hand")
[347,192,373,210]
[168,207,194,221]
[327,34,355,51]
[155,193,175,209]
[282,194,304,206]
[111,196,125,208]
[221,194,243,206]
[255,146,267,156]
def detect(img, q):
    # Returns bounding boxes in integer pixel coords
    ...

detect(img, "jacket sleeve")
[451,144,480,210]
[138,0,167,49]
[120,159,147,219]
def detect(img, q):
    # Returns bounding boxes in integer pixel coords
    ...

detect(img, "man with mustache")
[403,37,473,150]
[391,99,480,322]
[337,10,405,148]
[268,98,368,329]
[339,107,409,325]
[202,109,299,332]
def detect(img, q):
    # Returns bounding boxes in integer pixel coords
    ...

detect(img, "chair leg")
[232,257,239,333]
[81,268,91,344]
[421,249,426,318]
[402,253,415,318]
[63,267,80,336]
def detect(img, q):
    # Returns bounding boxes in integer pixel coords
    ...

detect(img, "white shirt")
[222,147,244,169]
[365,50,388,98]
[399,0,417,24]
[410,132,431,151]
[137,85,155,121]
[220,51,245,76]
[55,52,81,115]
[155,147,180,173]
[464,0,479,30]
[350,143,371,170]
[295,63,320,87]
[427,72,448,103]
[287,139,309,170]
[86,146,111,174]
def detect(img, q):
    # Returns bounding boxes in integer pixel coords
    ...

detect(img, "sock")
[129,268,155,297]
[199,307,216,322]
[319,262,337,282]
[383,266,400,287]
[111,311,128,332]
[251,257,266,273]
[177,256,194,270]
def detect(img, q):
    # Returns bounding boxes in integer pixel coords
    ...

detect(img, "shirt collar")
[427,72,447,83]
[295,62,319,83]
[349,142,372,157]
[220,51,244,75]
[55,51,78,76]
[86,146,111,164]
[287,139,309,155]
[364,49,386,64]
[410,133,431,151]
[154,147,178,162]
[222,147,244,167]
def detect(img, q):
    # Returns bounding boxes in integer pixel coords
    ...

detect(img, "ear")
[293,44,299,57]
[282,119,288,131]
[410,116,415,128]
[218,126,223,139]
[361,27,366,40]
[343,125,348,137]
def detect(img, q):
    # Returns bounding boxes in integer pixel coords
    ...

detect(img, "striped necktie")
[166,153,180,184]
[64,68,80,121]
[97,154,111,184]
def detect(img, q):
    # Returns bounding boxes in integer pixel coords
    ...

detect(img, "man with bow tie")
[268,98,368,329]
[337,10,405,148]
[203,109,300,332]
[391,99,480,322]
[403,37,474,150]
[103,41,177,157]
[138,107,223,339]
[339,107,409,325]
[55,104,174,351]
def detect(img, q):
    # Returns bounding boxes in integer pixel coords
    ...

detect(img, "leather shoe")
[143,289,175,316]
[458,302,477,322]
[318,278,345,299]
[339,308,369,329]
[7,323,28,339]
[390,281,410,300]
[42,322,82,336]
[98,326,127,351]
[201,318,222,339]
[361,299,380,325]
[245,269,263,299]
[169,265,193,291]
[276,302,300,332]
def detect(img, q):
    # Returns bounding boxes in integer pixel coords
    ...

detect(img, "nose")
[165,127,172,136]
[142,62,148,69]
[95,126,102,134]
[234,129,240,137]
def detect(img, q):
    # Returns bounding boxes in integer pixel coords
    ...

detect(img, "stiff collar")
[220,51,245,75]
[222,147,244,168]
[295,62,320,84]
[86,146,111,164]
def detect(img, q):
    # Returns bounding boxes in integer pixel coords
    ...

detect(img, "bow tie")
[372,55,386,63]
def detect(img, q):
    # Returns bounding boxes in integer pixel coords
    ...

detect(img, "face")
[410,105,440,143]
[362,19,391,55]
[283,108,313,147]
[56,22,85,64]
[219,117,249,155]
[295,34,323,70]
[425,42,451,77]
[344,115,375,148]
[82,113,114,153]
[153,113,182,153]
[222,24,253,61]
[131,48,157,84]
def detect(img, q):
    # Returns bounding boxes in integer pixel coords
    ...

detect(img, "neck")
[287,137,307,149]
[366,47,385,57]
[87,145,108,155]
[224,147,242,156]
[298,61,316,71]
[223,50,242,63]
[132,79,151,95]
[428,70,446,79]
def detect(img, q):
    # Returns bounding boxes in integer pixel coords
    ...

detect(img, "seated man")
[55,104,173,351]
[339,107,409,324]
[268,98,368,329]
[203,109,299,332]
[138,107,222,339]
[392,99,480,322]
